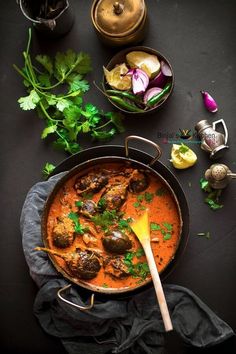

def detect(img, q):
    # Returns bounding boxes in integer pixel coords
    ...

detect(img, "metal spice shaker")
[195,119,229,159]
[205,164,236,189]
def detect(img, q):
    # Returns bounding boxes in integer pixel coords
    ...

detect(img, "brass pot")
[91,0,148,46]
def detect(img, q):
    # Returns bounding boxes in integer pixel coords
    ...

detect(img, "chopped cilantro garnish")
[162,222,173,231]
[118,218,132,232]
[137,194,144,202]
[92,210,117,231]
[164,233,172,240]
[124,251,150,280]
[150,222,161,231]
[98,197,107,209]
[150,221,173,241]
[179,143,189,154]
[102,283,109,288]
[42,162,55,179]
[144,192,154,203]
[75,200,83,208]
[81,192,94,200]
[68,212,86,234]
[155,187,167,196]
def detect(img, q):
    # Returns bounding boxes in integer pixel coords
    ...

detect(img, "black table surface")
[1,1,236,353]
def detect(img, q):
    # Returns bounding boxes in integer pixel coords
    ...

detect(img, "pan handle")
[57,284,94,311]
[125,135,162,166]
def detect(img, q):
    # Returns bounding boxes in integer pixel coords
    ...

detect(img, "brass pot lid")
[94,0,146,37]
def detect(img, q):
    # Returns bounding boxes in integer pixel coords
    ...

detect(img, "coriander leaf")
[42,162,55,178]
[200,178,210,192]
[91,128,116,141]
[64,104,81,121]
[137,195,144,202]
[150,222,161,231]
[155,187,167,196]
[56,98,71,112]
[81,121,91,133]
[144,192,154,203]
[205,197,223,210]
[66,73,90,93]
[83,103,99,117]
[162,222,173,231]
[68,212,85,234]
[75,200,83,208]
[41,124,57,139]
[54,51,70,80]
[52,137,68,151]
[38,73,51,87]
[63,49,77,68]
[136,248,145,258]
[35,54,53,75]
[74,52,92,74]
[45,94,57,106]
[66,142,81,154]
[23,79,31,88]
[106,112,125,133]
[164,233,172,241]
[179,143,189,154]
[92,210,118,230]
[18,89,40,110]
[133,202,140,208]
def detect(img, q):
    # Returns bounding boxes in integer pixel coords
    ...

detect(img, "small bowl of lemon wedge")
[102,46,174,115]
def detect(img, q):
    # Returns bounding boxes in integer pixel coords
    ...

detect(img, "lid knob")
[113,2,124,15]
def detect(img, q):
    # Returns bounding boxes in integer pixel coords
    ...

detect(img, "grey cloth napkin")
[20,173,235,354]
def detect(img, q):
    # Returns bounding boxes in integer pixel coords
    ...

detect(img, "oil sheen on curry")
[40,162,182,292]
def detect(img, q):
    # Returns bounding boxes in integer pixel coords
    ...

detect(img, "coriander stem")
[26,28,32,55]
[13,64,30,82]
[39,101,55,122]
[94,119,112,130]
[32,56,83,91]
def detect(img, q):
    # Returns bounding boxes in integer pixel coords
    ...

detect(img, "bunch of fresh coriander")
[13,28,125,158]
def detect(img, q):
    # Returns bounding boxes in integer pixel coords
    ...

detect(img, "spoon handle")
[143,242,173,332]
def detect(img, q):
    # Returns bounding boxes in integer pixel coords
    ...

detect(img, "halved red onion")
[148,71,166,89]
[160,60,172,77]
[143,87,162,104]
[127,68,149,94]
[148,60,172,89]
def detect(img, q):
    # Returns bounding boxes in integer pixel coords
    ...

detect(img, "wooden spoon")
[130,209,173,332]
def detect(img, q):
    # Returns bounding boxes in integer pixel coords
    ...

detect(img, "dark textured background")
[0,0,236,353]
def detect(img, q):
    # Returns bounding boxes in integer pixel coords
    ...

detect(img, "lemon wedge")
[126,51,160,79]
[170,144,197,169]
[103,63,131,91]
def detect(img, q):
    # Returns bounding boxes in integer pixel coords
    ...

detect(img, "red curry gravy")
[44,162,182,292]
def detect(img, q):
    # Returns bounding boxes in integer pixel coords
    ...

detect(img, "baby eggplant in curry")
[74,170,108,195]
[104,256,130,279]
[52,216,75,248]
[35,247,101,279]
[78,200,97,218]
[102,230,132,254]
[129,171,149,193]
